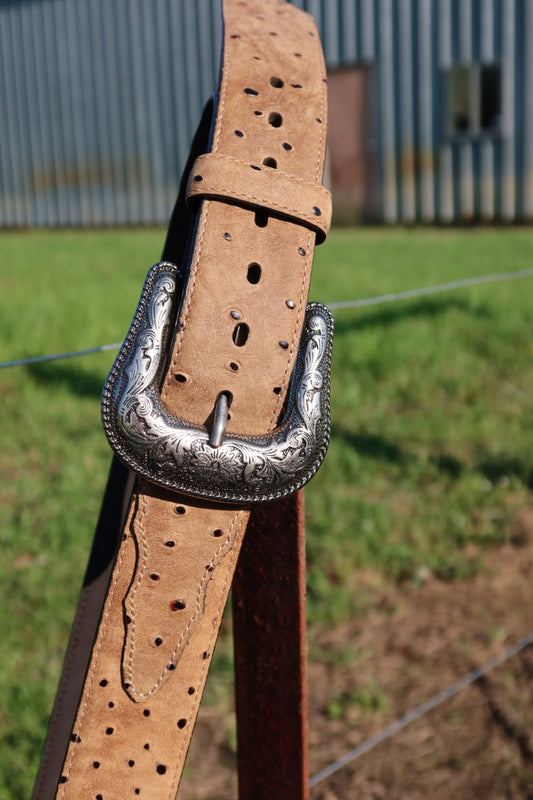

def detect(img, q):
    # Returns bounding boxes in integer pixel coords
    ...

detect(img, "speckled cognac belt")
[33,2,331,797]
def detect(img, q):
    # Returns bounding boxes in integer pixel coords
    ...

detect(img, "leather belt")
[33,1,331,797]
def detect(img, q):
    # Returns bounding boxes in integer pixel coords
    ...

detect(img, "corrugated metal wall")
[0,0,221,226]
[1,0,532,226]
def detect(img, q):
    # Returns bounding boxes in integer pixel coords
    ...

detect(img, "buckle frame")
[102,262,333,504]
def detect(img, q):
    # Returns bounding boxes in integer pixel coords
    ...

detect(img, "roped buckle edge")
[101,262,333,504]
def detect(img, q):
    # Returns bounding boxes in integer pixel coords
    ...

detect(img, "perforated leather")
[53,2,328,797]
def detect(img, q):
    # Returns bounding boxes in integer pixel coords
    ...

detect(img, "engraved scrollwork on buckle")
[102,262,333,503]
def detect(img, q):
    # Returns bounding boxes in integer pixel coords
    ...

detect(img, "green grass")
[1,226,533,797]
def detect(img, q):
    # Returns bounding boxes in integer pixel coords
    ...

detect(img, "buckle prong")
[209,392,230,449]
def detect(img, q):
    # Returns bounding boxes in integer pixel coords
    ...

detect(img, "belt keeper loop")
[186,152,332,243]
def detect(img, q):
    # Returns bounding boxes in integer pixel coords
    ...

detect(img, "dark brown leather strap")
[34,2,329,797]
[234,490,309,798]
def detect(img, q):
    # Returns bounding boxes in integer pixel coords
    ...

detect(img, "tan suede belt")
[33,2,331,797]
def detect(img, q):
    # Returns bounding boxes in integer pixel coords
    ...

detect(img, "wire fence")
[4,262,532,790]
[309,631,533,787]
[1,266,532,371]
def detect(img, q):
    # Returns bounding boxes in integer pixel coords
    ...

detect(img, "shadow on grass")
[333,424,533,488]
[26,361,105,399]
[331,426,413,466]
[331,297,493,335]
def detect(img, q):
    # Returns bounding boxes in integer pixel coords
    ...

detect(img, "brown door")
[327,65,377,223]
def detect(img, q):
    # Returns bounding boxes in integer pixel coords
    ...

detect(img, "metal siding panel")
[480,0,495,219]
[399,0,416,221]
[438,0,454,221]
[458,0,474,219]
[379,0,397,222]
[27,0,57,226]
[0,11,21,226]
[322,0,341,66]
[418,0,435,220]
[501,0,516,218]
[37,0,65,225]
[18,4,44,226]
[341,0,358,64]
[523,0,533,216]
[361,0,375,60]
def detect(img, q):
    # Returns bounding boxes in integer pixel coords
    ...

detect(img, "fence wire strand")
[1,267,532,371]
[327,266,533,310]
[310,631,533,788]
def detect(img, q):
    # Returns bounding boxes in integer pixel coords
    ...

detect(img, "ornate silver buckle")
[102,262,333,503]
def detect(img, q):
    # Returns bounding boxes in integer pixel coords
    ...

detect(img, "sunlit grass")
[1,226,532,797]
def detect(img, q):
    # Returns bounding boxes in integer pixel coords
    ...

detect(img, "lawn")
[1,226,532,797]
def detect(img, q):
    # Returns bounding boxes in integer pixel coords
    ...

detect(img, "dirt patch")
[179,508,533,799]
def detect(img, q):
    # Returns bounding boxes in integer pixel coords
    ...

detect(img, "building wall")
[0,0,221,227]
[1,0,532,226]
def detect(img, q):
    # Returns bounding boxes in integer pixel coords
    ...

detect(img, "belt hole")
[106,727,114,735]
[270,76,284,88]
[234,129,244,137]
[177,718,187,729]
[175,505,186,514]
[247,262,262,283]
[254,211,268,227]
[213,528,224,537]
[283,142,293,151]
[229,361,239,372]
[156,765,167,775]
[164,540,175,547]
[144,743,150,750]
[223,231,232,240]
[294,52,302,57]
[128,760,135,767]
[170,599,186,611]
[254,109,263,115]
[250,164,261,171]
[150,573,160,581]
[291,83,303,88]
[273,386,282,394]
[316,117,323,123]
[262,157,277,169]
[279,340,289,350]
[230,33,241,38]
[312,206,322,216]
[99,679,108,687]
[268,112,283,128]
[143,709,151,717]
[244,87,259,96]
[154,637,163,646]
[193,174,202,182]
[188,687,195,694]
[175,373,187,383]
[232,322,249,347]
